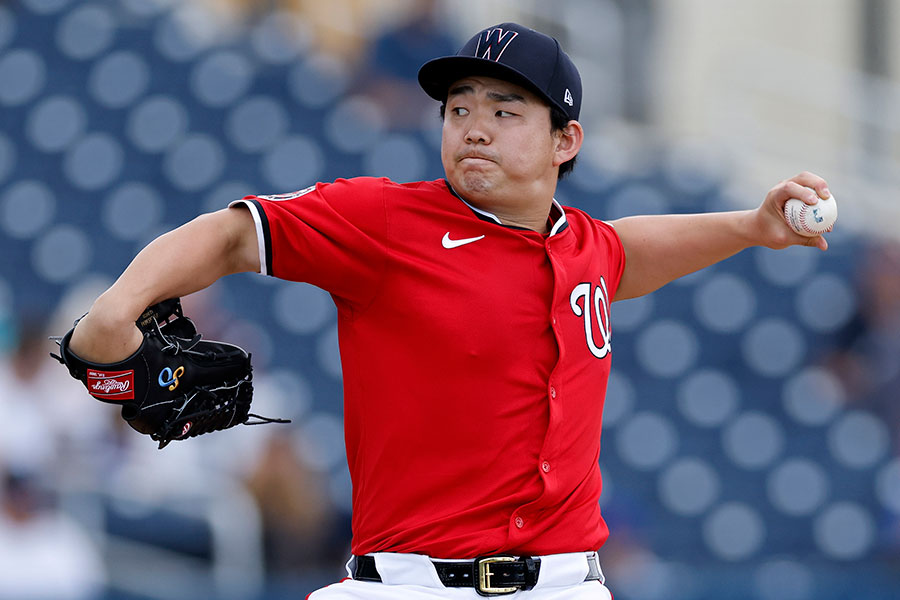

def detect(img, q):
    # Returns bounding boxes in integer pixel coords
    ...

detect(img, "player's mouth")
[457,152,498,165]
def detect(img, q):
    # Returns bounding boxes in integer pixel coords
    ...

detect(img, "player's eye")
[496,110,516,118]
[452,107,469,116]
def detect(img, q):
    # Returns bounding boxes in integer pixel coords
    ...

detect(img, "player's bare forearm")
[611,210,756,300]
[612,172,832,301]
[69,206,259,362]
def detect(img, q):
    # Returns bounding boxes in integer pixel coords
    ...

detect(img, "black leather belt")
[352,553,603,596]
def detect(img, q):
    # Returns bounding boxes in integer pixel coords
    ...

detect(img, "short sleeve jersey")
[233,177,626,559]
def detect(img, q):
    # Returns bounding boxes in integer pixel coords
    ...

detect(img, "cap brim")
[418,56,552,108]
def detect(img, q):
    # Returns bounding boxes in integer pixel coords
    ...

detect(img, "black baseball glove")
[51,298,289,449]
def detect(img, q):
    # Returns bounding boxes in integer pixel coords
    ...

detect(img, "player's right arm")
[68,205,259,363]
[610,172,829,301]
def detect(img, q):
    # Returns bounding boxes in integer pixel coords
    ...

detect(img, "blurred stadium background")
[1,0,899,598]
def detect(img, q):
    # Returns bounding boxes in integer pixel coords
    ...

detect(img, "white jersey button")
[541,461,551,473]
[514,516,525,528]
[550,386,557,399]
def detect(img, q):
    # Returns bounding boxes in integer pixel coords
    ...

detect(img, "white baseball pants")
[307,552,613,600]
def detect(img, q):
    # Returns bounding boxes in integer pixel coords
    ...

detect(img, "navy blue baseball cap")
[418,22,582,121]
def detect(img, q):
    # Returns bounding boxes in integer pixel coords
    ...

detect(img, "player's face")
[441,76,561,211]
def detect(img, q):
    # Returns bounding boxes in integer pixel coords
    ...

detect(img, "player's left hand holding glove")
[51,298,289,449]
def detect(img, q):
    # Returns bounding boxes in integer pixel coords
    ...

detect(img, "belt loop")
[586,552,604,584]
[523,556,538,590]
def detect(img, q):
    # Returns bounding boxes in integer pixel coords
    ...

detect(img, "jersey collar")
[444,180,569,236]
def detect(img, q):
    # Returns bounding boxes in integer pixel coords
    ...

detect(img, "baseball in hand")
[783,194,837,237]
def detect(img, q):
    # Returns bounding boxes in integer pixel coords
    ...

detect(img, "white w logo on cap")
[474,28,518,62]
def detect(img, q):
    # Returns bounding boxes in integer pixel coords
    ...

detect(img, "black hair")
[439,103,577,180]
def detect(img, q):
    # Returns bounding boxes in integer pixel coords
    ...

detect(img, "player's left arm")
[611,171,831,301]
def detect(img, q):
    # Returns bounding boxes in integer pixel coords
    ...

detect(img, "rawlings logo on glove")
[88,370,135,398]
[51,298,289,449]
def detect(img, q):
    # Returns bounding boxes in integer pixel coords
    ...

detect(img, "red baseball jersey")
[232,177,625,558]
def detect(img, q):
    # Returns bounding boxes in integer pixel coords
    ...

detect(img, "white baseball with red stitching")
[783,195,837,237]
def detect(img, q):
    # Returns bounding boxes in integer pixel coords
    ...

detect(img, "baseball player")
[66,22,832,600]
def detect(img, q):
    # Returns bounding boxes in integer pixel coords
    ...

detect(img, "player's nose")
[464,112,492,144]
[465,131,487,144]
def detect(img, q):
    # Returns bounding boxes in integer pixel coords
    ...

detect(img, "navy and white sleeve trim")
[229,198,273,276]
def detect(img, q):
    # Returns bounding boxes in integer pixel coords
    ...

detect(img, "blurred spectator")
[183,0,418,66]
[358,0,458,128]
[824,240,900,560]
[284,0,418,65]
[597,487,662,598]
[0,467,105,600]
[826,240,900,431]
[193,0,269,22]
[0,315,109,476]
[0,317,58,474]
[243,431,348,574]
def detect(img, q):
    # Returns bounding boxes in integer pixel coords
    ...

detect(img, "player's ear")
[553,120,583,167]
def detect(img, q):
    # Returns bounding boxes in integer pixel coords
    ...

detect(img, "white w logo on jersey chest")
[569,278,612,359]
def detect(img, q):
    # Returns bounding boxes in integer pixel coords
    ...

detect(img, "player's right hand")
[754,171,830,251]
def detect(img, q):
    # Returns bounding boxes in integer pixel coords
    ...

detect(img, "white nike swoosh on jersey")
[441,232,485,249]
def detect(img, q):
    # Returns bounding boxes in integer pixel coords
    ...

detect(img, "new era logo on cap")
[418,22,583,122]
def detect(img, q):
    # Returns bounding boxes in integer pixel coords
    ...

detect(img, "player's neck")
[448,181,556,234]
